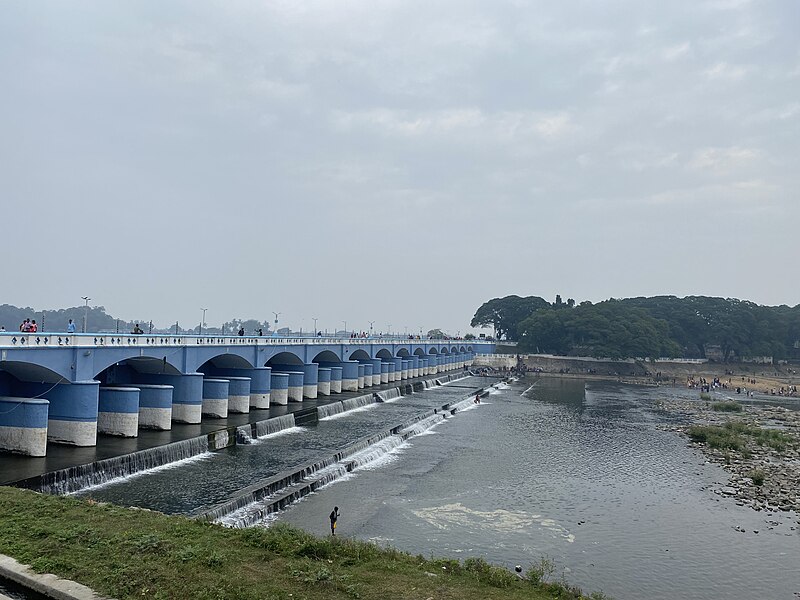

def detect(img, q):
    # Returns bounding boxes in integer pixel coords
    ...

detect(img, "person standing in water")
[329,506,340,535]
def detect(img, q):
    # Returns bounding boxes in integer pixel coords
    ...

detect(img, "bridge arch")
[396,348,410,357]
[266,351,304,367]
[467,345,473,353]
[414,348,426,356]
[459,346,466,353]
[0,361,66,385]
[94,356,182,384]
[348,349,371,362]
[375,349,393,359]
[438,347,448,354]
[198,353,255,374]
[312,350,341,363]
[428,348,438,354]
[451,346,458,354]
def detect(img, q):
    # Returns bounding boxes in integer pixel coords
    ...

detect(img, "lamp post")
[342,320,347,337]
[312,317,318,336]
[368,320,374,338]
[388,324,392,338]
[81,296,91,333]
[200,308,207,336]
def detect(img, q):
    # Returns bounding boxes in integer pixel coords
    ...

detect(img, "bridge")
[0,333,494,456]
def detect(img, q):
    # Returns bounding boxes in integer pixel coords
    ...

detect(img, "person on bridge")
[67,319,76,333]
[237,326,245,336]
[329,506,340,535]
[131,324,144,334]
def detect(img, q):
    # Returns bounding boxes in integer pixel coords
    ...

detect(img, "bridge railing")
[0,332,484,350]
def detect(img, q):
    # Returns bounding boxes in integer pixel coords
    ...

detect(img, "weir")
[9,374,469,492]
[16,435,211,495]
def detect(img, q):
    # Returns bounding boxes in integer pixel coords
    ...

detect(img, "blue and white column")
[0,397,49,456]
[393,357,403,381]
[150,373,203,424]
[363,363,373,388]
[317,368,331,396]
[137,384,173,430]
[357,364,365,389]
[202,379,229,418]
[33,381,99,447]
[302,363,319,399]
[98,387,139,437]
[286,371,305,402]
[271,373,289,405]
[225,377,251,414]
[401,360,410,380]
[249,367,271,409]
[370,359,382,386]
[411,356,420,377]
[380,362,390,384]
[340,362,358,392]
[330,367,343,393]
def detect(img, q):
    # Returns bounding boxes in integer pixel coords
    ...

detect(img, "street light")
[342,320,347,337]
[200,308,208,336]
[81,296,91,333]
[388,323,392,337]
[368,320,375,337]
[312,317,318,336]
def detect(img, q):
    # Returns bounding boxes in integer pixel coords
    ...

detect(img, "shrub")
[747,468,765,486]
[712,401,743,412]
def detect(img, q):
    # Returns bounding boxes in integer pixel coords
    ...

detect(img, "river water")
[273,377,800,600]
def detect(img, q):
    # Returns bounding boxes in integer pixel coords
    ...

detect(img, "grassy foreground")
[0,488,608,600]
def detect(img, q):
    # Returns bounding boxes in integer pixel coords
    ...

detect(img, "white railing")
[0,332,487,350]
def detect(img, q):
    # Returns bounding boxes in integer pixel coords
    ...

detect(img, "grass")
[687,421,794,453]
[747,468,766,486]
[699,392,712,401]
[0,487,609,600]
[711,401,743,413]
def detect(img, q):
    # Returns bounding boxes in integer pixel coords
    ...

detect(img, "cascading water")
[317,402,345,419]
[375,387,402,402]
[211,409,454,528]
[32,435,211,495]
[255,414,297,438]
[341,394,374,412]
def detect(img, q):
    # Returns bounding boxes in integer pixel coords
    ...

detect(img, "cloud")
[688,146,760,173]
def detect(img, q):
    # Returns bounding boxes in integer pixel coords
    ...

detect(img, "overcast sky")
[2,1,798,334]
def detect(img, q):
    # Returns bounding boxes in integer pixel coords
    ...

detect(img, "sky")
[1,0,798,335]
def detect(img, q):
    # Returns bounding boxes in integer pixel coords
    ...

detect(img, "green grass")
[699,392,712,401]
[0,487,608,600]
[747,468,766,486]
[687,421,794,453]
[711,401,743,413]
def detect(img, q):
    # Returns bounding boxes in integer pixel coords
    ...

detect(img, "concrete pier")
[225,377,251,414]
[357,364,365,389]
[202,379,229,418]
[317,368,331,396]
[98,387,139,437]
[302,364,319,399]
[286,372,304,402]
[330,366,343,393]
[380,362,390,384]
[0,397,49,456]
[270,373,289,405]
[148,373,203,425]
[370,359,382,386]
[137,384,173,430]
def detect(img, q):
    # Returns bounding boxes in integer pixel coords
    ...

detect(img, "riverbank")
[0,487,608,600]
[656,395,799,523]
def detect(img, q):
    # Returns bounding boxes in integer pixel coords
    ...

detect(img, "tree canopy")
[471,295,800,361]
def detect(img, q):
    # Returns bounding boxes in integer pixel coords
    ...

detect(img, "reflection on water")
[276,377,800,600]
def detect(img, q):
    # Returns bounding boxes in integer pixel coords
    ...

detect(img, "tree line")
[470,295,800,361]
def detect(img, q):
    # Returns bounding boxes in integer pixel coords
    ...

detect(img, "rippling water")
[275,377,800,600]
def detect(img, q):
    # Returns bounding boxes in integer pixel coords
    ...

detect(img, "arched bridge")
[0,334,494,456]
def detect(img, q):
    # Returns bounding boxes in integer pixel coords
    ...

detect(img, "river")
[272,377,800,600]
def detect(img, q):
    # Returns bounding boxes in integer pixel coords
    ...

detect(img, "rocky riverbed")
[657,397,799,526]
